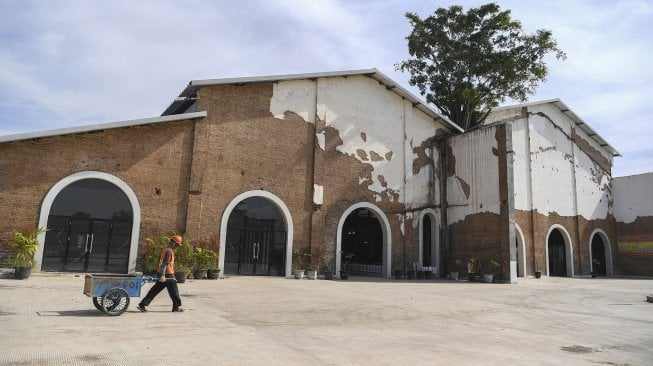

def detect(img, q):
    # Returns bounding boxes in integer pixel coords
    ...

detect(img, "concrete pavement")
[1,272,652,365]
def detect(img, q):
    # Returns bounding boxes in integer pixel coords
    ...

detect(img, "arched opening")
[223,196,287,276]
[514,224,526,277]
[41,178,134,273]
[591,234,607,276]
[419,209,439,276]
[422,215,432,267]
[341,208,383,276]
[336,202,391,278]
[546,227,573,277]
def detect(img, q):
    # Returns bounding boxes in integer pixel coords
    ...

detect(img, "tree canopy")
[396,3,566,130]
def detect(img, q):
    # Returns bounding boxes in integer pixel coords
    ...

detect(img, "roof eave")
[0,111,207,144]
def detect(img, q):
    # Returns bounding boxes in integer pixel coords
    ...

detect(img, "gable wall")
[0,121,196,265]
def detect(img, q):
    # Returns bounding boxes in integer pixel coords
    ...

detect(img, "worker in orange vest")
[138,235,184,312]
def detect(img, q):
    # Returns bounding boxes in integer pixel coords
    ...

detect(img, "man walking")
[138,235,184,312]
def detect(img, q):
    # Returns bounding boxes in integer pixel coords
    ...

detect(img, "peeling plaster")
[316,131,326,150]
[270,80,316,123]
[317,76,405,200]
[613,173,653,224]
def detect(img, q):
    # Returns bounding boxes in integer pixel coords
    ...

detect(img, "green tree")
[396,3,565,130]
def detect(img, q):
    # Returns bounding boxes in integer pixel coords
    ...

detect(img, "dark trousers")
[140,277,182,309]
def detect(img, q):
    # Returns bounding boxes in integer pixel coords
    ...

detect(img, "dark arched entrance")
[224,197,286,276]
[591,235,607,275]
[548,229,567,276]
[422,215,432,267]
[342,208,383,276]
[42,178,133,273]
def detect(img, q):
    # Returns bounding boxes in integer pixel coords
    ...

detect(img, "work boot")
[137,303,147,312]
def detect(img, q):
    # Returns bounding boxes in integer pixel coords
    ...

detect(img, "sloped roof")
[492,98,620,157]
[0,112,207,144]
[161,68,465,133]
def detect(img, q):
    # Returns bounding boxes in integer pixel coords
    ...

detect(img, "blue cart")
[83,274,152,316]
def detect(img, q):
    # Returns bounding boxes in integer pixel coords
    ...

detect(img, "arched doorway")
[40,178,134,273]
[223,195,288,276]
[422,215,432,267]
[341,208,383,276]
[419,209,439,275]
[546,226,573,277]
[591,234,607,276]
[336,202,391,278]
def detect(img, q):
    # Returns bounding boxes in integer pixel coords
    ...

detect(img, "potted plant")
[173,236,193,283]
[591,258,600,278]
[340,251,354,280]
[450,257,463,280]
[306,260,318,280]
[9,227,46,279]
[192,246,218,279]
[467,257,480,282]
[292,249,308,279]
[534,255,544,279]
[321,256,334,280]
[483,255,500,283]
[407,262,417,279]
[140,235,168,276]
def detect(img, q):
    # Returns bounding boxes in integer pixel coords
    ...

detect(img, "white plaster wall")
[510,118,532,211]
[528,110,575,216]
[447,127,501,225]
[270,80,317,123]
[573,145,611,219]
[316,76,406,202]
[613,172,653,224]
[404,101,444,208]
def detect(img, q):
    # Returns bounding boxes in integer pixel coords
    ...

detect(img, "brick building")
[1,69,650,280]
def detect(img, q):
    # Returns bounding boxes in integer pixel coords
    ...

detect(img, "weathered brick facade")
[1,70,648,280]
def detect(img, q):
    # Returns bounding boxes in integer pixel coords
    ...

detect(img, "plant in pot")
[339,251,354,280]
[467,257,480,282]
[173,237,193,283]
[9,227,46,279]
[450,257,463,280]
[321,256,334,280]
[306,259,318,280]
[192,247,218,280]
[140,235,168,276]
[483,255,501,283]
[534,255,544,279]
[292,249,308,279]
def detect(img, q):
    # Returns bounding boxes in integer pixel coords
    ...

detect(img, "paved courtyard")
[1,273,652,365]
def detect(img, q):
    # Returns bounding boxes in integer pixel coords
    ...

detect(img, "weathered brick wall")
[187,83,315,256]
[0,121,195,265]
[613,173,653,276]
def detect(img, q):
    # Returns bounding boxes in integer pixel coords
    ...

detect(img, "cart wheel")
[101,288,130,316]
[92,297,104,311]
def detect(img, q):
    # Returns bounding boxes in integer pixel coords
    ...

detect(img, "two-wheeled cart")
[83,274,152,316]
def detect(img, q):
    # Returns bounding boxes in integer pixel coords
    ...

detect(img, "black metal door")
[548,242,566,276]
[42,215,130,272]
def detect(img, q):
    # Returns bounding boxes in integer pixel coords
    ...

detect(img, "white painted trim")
[418,209,440,275]
[219,190,294,277]
[589,229,613,276]
[35,171,141,273]
[544,225,574,277]
[514,224,527,277]
[335,202,392,279]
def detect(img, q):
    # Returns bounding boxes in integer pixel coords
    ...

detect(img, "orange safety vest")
[157,247,175,275]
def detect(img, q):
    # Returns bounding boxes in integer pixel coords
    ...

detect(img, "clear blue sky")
[1,0,651,177]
